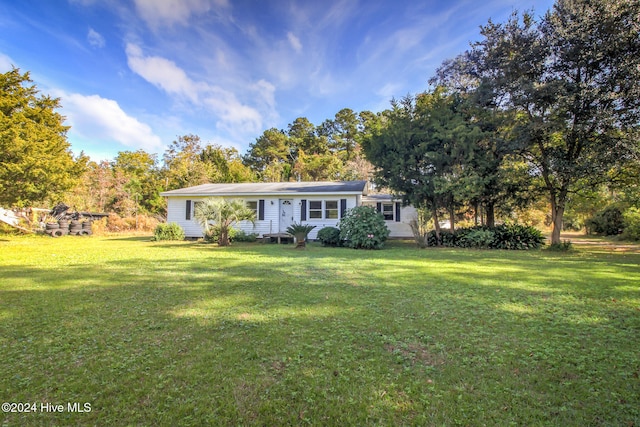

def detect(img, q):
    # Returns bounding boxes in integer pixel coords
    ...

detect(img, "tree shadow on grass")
[106,235,154,242]
[1,244,639,426]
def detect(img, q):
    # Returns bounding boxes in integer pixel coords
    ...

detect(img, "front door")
[279,199,294,232]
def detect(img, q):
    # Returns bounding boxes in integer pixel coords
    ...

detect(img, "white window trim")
[307,200,339,220]
[382,202,394,221]
[325,200,339,220]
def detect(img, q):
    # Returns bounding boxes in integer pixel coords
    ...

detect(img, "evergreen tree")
[362,88,481,242]
[0,68,84,207]
[243,128,291,179]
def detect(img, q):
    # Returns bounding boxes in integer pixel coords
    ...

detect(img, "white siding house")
[160,181,415,239]
[361,194,417,238]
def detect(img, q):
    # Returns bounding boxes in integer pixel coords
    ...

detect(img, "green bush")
[152,223,185,241]
[233,229,259,242]
[426,225,544,250]
[339,206,390,250]
[490,224,545,250]
[586,206,624,235]
[426,229,456,247]
[204,225,237,244]
[459,228,495,248]
[623,207,640,241]
[317,227,342,247]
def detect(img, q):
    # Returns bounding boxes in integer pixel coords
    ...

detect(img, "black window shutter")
[258,199,265,220]
[186,200,192,220]
[301,199,307,221]
[340,199,347,218]
[395,202,401,222]
[376,202,382,213]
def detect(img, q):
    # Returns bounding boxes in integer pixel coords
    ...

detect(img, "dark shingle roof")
[160,180,368,197]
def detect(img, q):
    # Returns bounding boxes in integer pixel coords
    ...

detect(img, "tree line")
[363,0,639,244]
[0,68,380,217]
[1,0,638,244]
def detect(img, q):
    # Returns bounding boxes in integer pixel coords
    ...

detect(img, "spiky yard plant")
[286,223,316,248]
[194,198,255,246]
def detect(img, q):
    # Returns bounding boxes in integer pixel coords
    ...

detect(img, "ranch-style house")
[160,180,416,240]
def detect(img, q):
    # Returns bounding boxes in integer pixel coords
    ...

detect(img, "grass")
[1,235,639,426]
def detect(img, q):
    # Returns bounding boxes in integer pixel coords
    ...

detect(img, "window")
[246,201,258,216]
[193,201,204,220]
[325,200,339,219]
[309,201,322,219]
[307,200,341,220]
[382,203,394,221]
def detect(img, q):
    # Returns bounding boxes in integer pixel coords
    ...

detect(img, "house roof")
[362,194,402,203]
[160,180,369,197]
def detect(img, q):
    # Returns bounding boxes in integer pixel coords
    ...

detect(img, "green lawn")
[1,235,639,426]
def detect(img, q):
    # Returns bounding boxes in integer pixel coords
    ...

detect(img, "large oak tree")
[435,0,640,244]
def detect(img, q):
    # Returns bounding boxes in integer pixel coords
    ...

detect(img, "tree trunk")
[449,206,455,233]
[549,189,567,245]
[485,202,495,228]
[219,227,230,246]
[432,207,441,246]
[294,233,306,249]
[474,202,479,226]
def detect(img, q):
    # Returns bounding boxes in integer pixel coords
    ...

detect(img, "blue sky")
[0,0,554,162]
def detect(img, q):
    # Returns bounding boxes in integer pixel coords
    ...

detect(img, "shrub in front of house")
[233,229,259,242]
[317,226,342,247]
[152,222,185,241]
[339,206,390,249]
[203,225,237,244]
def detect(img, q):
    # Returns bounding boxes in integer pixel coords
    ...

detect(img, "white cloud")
[0,52,15,71]
[61,92,163,151]
[134,0,229,29]
[252,79,276,110]
[203,87,263,134]
[125,43,272,139]
[126,43,201,102]
[376,82,403,99]
[87,27,105,48]
[287,32,302,53]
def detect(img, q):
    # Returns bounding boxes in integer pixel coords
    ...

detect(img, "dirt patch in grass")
[384,341,446,367]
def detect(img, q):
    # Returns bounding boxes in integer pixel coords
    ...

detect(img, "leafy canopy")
[433,0,640,243]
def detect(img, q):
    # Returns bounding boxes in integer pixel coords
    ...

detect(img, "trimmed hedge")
[427,225,545,250]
